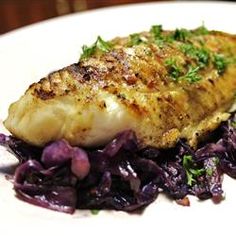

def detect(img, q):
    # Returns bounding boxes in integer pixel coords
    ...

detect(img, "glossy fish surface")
[4,26,236,148]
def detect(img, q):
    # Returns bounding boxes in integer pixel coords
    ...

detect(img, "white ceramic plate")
[1,1,236,235]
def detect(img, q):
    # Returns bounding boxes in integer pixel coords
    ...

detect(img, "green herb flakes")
[165,58,182,80]
[183,155,205,186]
[96,36,112,52]
[173,25,209,42]
[155,36,173,47]
[128,33,144,46]
[180,66,202,83]
[150,25,163,39]
[180,44,209,68]
[193,25,209,36]
[150,24,174,47]
[165,57,202,83]
[213,54,228,74]
[197,48,210,67]
[80,36,111,60]
[173,28,191,42]
[80,44,96,60]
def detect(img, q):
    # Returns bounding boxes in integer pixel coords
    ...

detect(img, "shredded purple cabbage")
[1,112,236,214]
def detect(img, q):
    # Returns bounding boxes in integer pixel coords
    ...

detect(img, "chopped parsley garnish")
[150,25,163,39]
[168,25,210,45]
[80,44,96,60]
[173,25,209,42]
[128,33,144,46]
[165,58,182,80]
[213,53,228,74]
[165,57,202,83]
[80,36,111,60]
[180,66,202,83]
[193,25,209,36]
[150,24,210,47]
[180,44,209,68]
[173,28,191,42]
[183,155,205,186]
[96,36,112,52]
[150,24,173,47]
[180,44,194,55]
[155,36,173,47]
[196,48,210,67]
[150,24,210,45]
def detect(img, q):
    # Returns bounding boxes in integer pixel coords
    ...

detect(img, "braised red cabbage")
[1,112,236,214]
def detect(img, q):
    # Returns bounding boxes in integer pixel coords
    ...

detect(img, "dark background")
[0,0,168,34]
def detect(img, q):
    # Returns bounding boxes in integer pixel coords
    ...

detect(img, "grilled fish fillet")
[4,27,236,148]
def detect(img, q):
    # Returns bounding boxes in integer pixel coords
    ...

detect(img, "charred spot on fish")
[147,79,157,89]
[107,65,115,72]
[67,64,85,82]
[78,66,93,81]
[34,88,55,100]
[83,73,91,81]
[66,64,80,74]
[70,65,101,83]
[98,101,107,110]
[129,102,147,115]
[123,74,138,85]
[208,78,215,86]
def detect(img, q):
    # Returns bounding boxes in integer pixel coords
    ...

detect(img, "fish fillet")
[4,27,236,148]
